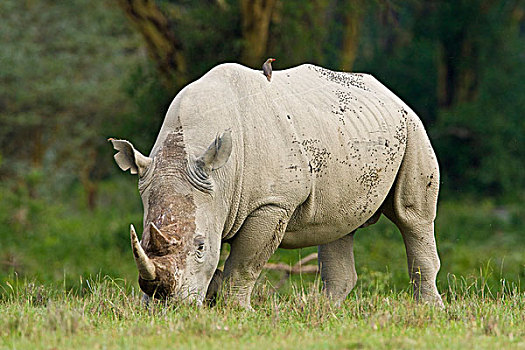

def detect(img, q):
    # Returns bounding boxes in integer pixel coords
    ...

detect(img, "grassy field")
[1,277,524,349]
[1,179,524,348]
[1,178,523,290]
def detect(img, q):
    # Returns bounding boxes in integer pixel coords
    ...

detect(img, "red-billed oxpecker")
[262,58,276,82]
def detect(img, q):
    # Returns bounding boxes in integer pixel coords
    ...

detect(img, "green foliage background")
[0,0,523,294]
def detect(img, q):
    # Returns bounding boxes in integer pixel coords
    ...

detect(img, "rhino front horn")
[130,224,156,280]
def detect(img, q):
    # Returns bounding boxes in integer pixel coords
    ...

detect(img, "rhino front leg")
[205,269,223,305]
[318,232,358,305]
[141,293,151,307]
[221,206,289,309]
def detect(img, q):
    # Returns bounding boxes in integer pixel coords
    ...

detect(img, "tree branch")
[264,253,319,274]
[240,0,277,67]
[340,0,365,71]
[117,0,186,89]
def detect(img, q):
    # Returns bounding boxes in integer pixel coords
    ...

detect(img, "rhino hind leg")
[220,205,290,309]
[318,232,358,305]
[382,115,444,307]
[383,207,443,307]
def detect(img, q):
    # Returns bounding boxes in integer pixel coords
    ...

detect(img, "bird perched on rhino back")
[262,58,276,82]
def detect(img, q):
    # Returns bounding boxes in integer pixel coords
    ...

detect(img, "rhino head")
[109,128,232,304]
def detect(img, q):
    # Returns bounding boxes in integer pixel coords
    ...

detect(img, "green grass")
[1,276,524,349]
[1,179,141,286]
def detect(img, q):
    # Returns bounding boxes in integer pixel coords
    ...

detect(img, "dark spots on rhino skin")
[393,121,407,154]
[358,164,382,195]
[354,203,371,217]
[426,174,435,189]
[302,139,331,176]
[309,66,371,91]
[331,90,361,125]
[287,115,291,120]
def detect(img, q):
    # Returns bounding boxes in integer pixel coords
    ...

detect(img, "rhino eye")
[194,236,205,260]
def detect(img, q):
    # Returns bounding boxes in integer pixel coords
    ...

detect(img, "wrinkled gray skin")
[110,63,443,309]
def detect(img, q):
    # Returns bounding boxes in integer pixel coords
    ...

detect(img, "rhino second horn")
[130,224,156,280]
[150,222,170,242]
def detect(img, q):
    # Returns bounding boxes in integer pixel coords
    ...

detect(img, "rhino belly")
[280,176,394,249]
[280,185,391,249]
[281,225,357,249]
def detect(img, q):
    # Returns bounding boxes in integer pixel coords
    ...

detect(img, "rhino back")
[151,63,410,245]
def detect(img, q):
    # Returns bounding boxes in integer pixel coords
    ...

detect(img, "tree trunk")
[435,0,518,108]
[117,0,186,90]
[31,126,44,169]
[377,0,399,54]
[79,148,99,211]
[437,31,481,108]
[240,0,277,67]
[339,0,365,71]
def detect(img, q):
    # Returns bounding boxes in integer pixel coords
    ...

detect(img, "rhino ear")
[108,138,152,177]
[196,129,232,173]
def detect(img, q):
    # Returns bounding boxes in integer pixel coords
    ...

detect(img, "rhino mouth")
[138,277,173,298]
[131,224,205,303]
[136,256,180,299]
[138,277,203,305]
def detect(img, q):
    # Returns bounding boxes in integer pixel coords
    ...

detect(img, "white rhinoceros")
[110,63,443,308]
